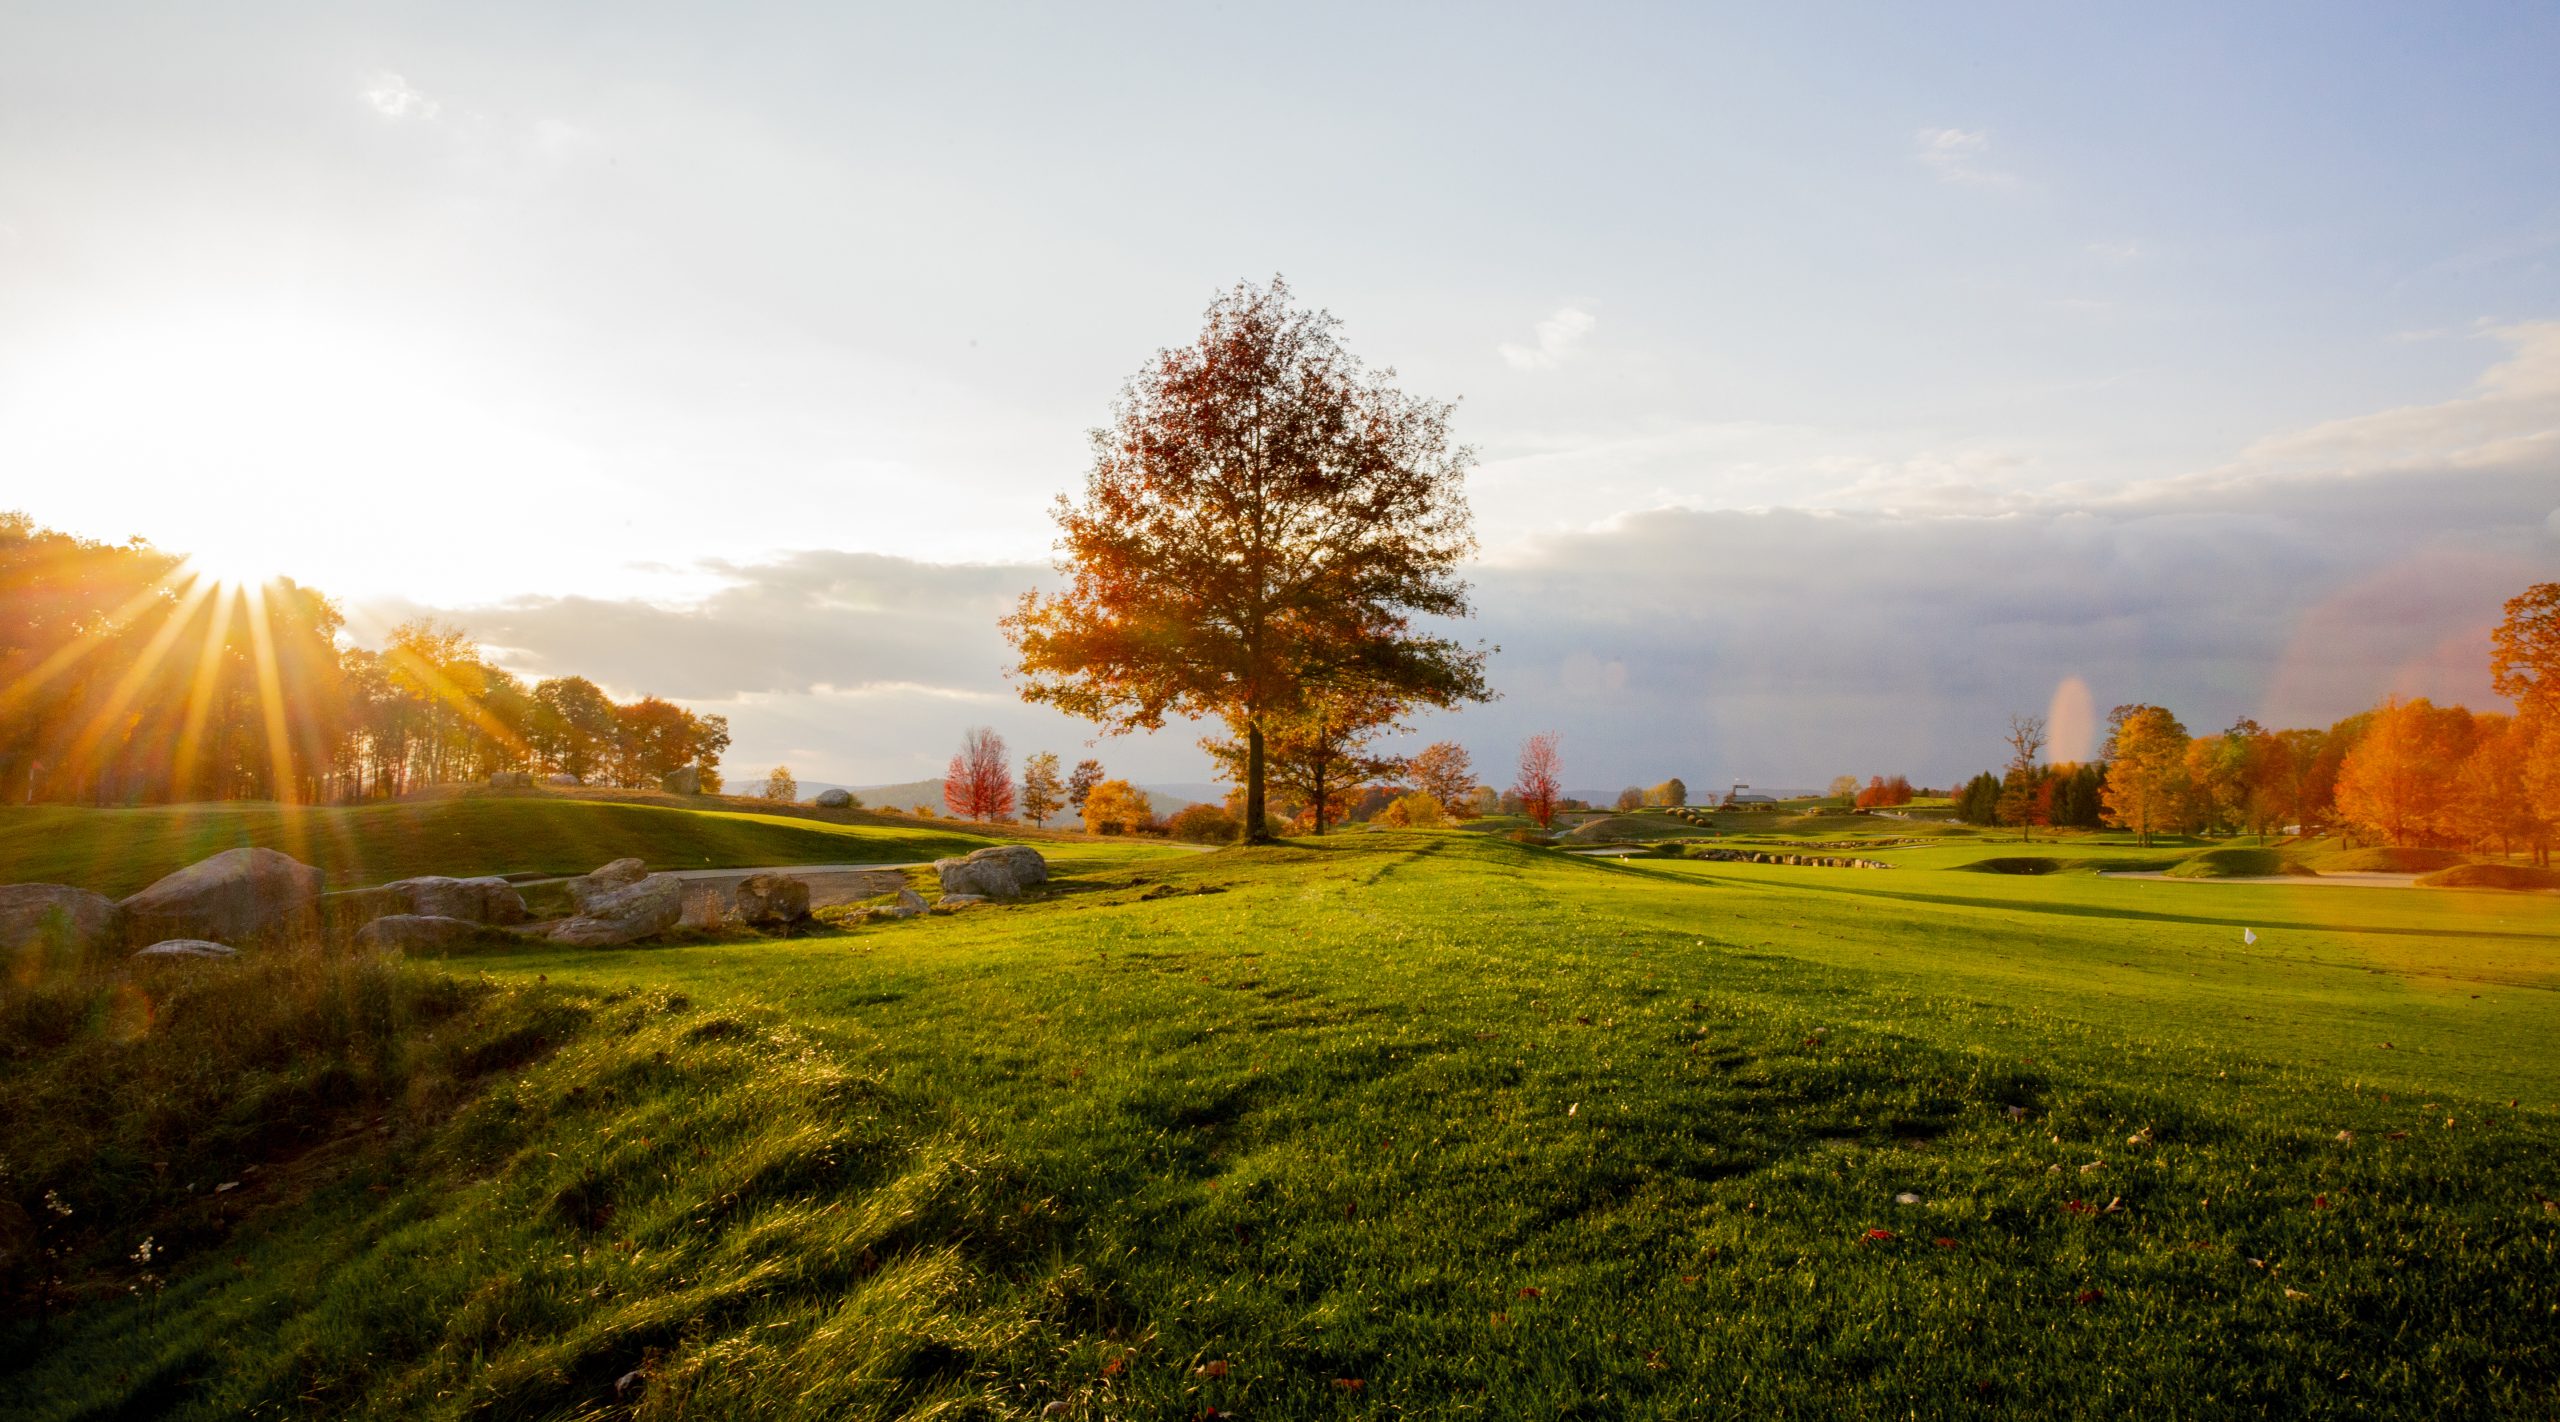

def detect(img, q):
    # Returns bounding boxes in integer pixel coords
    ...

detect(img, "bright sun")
[179,538,290,590]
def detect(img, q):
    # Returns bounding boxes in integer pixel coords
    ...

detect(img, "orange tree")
[2099,704,2188,845]
[1003,278,1491,842]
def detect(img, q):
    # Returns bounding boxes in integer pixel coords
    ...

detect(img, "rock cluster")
[387,875,529,924]
[121,848,323,949]
[813,787,854,809]
[733,873,812,926]
[932,845,1048,900]
[548,866,685,946]
[1683,847,1892,869]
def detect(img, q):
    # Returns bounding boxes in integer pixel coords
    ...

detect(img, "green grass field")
[0,793,1017,896]
[5,823,2557,1418]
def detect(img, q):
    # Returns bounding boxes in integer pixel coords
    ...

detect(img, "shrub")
[1164,803,1241,844]
[1081,779,1156,835]
[1376,792,1447,829]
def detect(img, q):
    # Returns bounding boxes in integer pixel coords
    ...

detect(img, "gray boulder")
[133,939,238,960]
[547,873,685,946]
[566,858,649,913]
[544,772,582,786]
[856,888,928,923]
[660,766,702,795]
[488,770,533,788]
[356,914,493,953]
[388,875,529,925]
[813,787,855,809]
[733,873,811,926]
[930,893,986,915]
[932,845,1049,900]
[0,884,125,958]
[121,848,321,949]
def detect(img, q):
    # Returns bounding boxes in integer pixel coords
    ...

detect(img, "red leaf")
[1933,1236,1958,1249]
[2312,1194,2330,1210]
[1195,1360,1229,1379]
[1516,1286,1544,1299]
[1862,1227,1896,1243]
[2075,1288,2104,1305]
[1333,1378,1364,1391]
[2062,1200,2094,1215]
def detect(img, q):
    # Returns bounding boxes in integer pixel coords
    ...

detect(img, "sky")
[3,3,2556,792]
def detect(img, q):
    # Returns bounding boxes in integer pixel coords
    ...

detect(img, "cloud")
[1915,127,2017,187]
[363,71,440,121]
[2223,321,2560,478]
[2086,239,2143,263]
[1499,307,1596,371]
[375,327,2560,792]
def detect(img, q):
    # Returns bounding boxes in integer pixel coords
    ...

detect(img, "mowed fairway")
[14,830,2554,1419]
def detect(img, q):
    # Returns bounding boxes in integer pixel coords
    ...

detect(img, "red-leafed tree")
[1513,732,1562,829]
[943,725,1016,821]
[1003,278,1492,843]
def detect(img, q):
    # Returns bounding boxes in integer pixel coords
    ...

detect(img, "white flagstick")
[2243,928,2257,946]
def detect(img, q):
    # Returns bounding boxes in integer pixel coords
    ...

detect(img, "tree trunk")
[1245,720,1270,844]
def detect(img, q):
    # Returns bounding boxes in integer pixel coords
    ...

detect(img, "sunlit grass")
[7,831,2554,1417]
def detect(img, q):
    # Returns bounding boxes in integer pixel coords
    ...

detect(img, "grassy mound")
[2165,847,2315,879]
[3,951,1045,1419]
[7,831,2559,1416]
[2313,846,2468,874]
[0,798,1009,896]
[2416,862,2560,891]
[1559,815,1697,844]
[1953,856,2066,875]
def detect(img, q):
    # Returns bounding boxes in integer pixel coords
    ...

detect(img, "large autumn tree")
[1004,278,1492,841]
[2334,697,2472,846]
[2100,704,2188,844]
[2491,582,2560,726]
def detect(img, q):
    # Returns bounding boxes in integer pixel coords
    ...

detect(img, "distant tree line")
[0,512,729,804]
[1947,583,2560,861]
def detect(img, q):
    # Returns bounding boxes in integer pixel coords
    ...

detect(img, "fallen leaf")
[1517,1286,1544,1299]
[2335,1130,2354,1143]
[2075,1289,2104,1305]
[1333,1378,1364,1391]
[1194,1360,1228,1379]
[2284,1288,2312,1301]
[2312,1195,2330,1211]
[1895,1192,1923,1205]
[1862,1228,1897,1243]
[2387,1130,2409,1140]
[1933,1236,1958,1250]
[2063,1200,2094,1215]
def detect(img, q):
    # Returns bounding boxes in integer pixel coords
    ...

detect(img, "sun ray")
[54,576,221,788]
[239,581,319,872]
[169,587,241,801]
[0,575,190,720]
